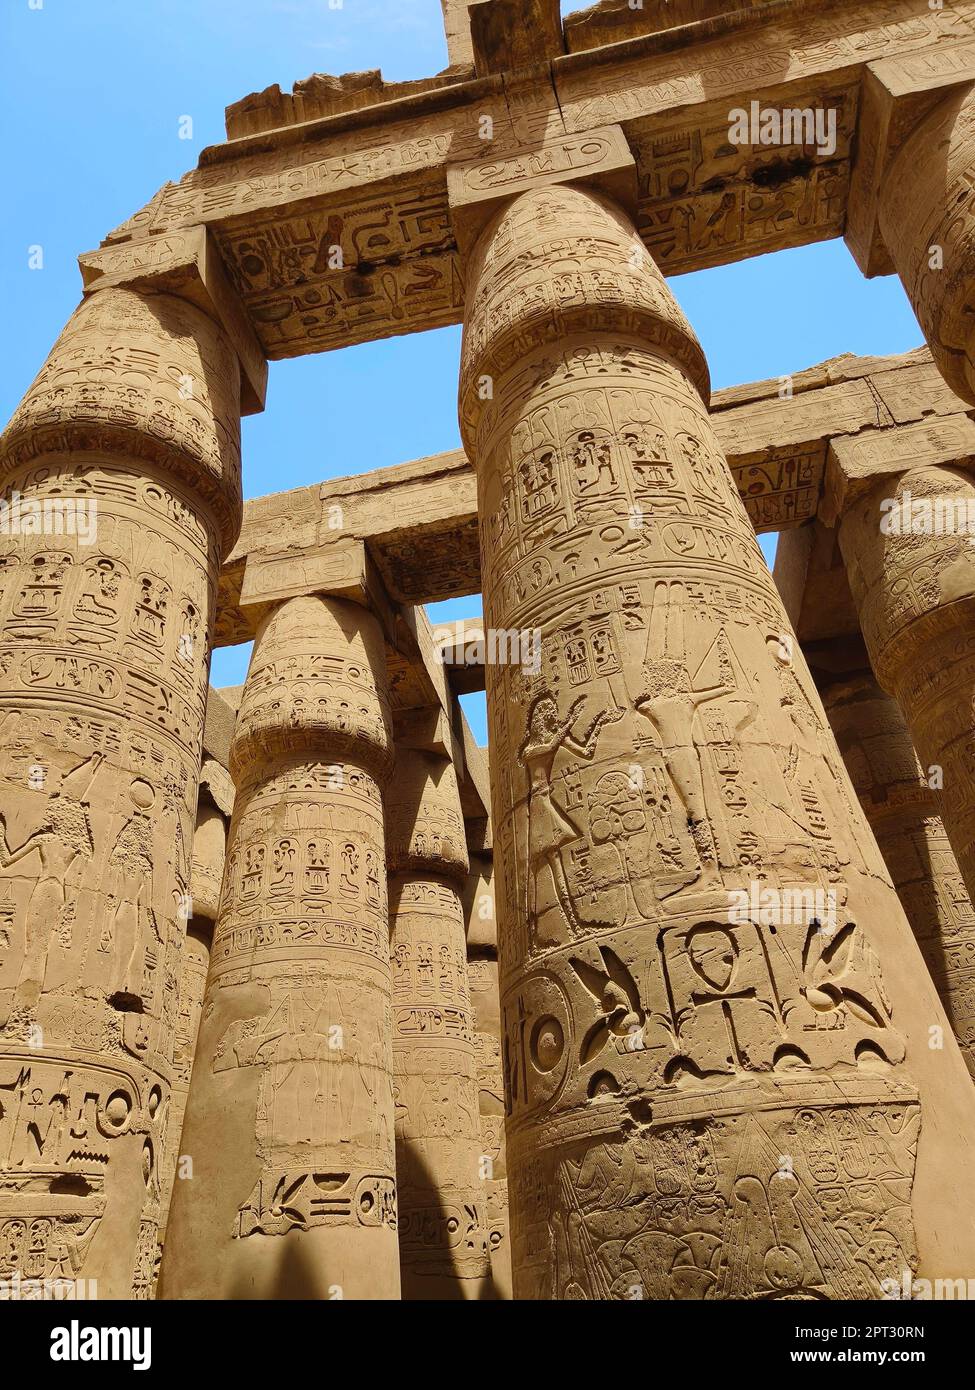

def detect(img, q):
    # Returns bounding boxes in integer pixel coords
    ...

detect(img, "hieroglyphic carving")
[158,595,400,1299]
[0,1054,168,1295]
[448,126,637,257]
[630,85,855,276]
[104,129,464,246]
[216,185,463,358]
[0,287,241,1297]
[733,444,822,533]
[468,951,511,1299]
[819,666,975,1078]
[879,82,975,403]
[81,0,975,368]
[457,180,975,1299]
[0,289,242,552]
[157,918,212,1247]
[189,793,228,924]
[555,0,975,136]
[13,0,975,1309]
[839,466,975,916]
[387,748,489,1298]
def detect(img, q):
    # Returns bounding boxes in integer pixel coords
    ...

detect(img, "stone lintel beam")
[459,724,492,852]
[447,123,637,258]
[391,699,492,851]
[390,603,493,842]
[198,758,235,819]
[562,0,771,53]
[202,684,237,769]
[199,688,238,816]
[386,604,493,849]
[382,610,494,852]
[777,406,975,645]
[79,226,267,415]
[214,449,478,646]
[447,667,487,696]
[236,540,484,770]
[224,67,476,142]
[95,3,971,359]
[399,602,456,716]
[822,412,975,526]
[777,398,975,655]
[429,618,488,695]
[393,704,456,760]
[846,41,975,278]
[239,535,397,637]
[238,545,495,836]
[214,349,967,643]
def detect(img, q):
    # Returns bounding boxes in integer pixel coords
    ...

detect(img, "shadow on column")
[226,1236,333,1301]
[397,1135,498,1301]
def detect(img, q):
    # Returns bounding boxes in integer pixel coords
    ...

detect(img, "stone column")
[458,181,975,1299]
[386,747,489,1298]
[879,84,975,405]
[158,919,212,1248]
[159,594,400,1299]
[189,790,229,923]
[0,287,240,1298]
[464,850,512,1299]
[817,661,975,1079]
[157,787,229,1247]
[838,467,975,907]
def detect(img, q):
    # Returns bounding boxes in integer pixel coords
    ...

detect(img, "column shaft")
[464,850,512,1297]
[459,182,975,1299]
[819,666,975,1078]
[839,469,975,909]
[387,748,488,1298]
[880,85,975,404]
[159,595,400,1299]
[869,96,975,911]
[0,287,240,1297]
[158,918,212,1240]
[468,952,511,1299]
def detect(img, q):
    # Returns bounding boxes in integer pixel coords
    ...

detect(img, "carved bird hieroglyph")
[570,947,645,1064]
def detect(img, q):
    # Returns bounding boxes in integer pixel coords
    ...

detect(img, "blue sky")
[1,0,926,742]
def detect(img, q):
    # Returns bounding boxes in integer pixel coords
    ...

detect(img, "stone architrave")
[0,286,241,1298]
[386,747,489,1298]
[457,181,975,1299]
[819,664,975,1079]
[159,594,400,1299]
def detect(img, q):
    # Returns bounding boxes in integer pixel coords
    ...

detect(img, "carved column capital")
[458,182,709,451]
[879,80,975,403]
[386,746,470,882]
[230,593,394,788]
[0,287,243,555]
